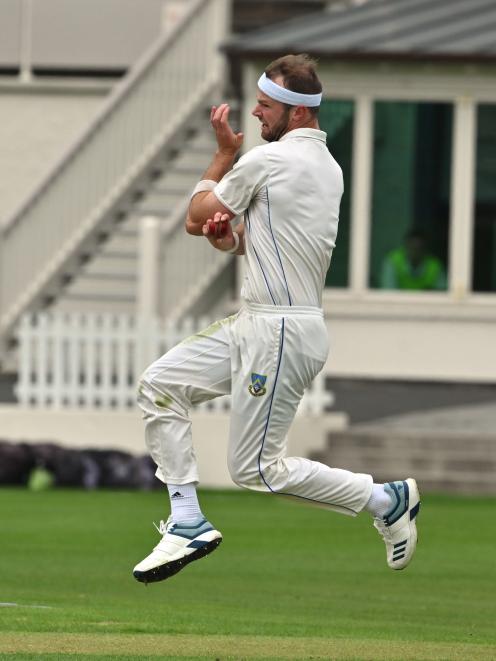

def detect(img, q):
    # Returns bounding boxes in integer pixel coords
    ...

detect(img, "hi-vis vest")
[389,248,443,290]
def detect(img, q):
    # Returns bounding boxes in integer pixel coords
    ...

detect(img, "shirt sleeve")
[214,146,269,216]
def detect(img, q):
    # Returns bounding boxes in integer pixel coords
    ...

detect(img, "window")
[320,99,354,288]
[369,101,452,292]
[473,104,496,292]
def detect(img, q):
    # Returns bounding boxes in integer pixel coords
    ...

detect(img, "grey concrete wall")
[0,406,345,488]
[323,306,496,383]
[31,0,165,70]
[0,0,22,67]
[0,86,107,225]
[0,0,165,70]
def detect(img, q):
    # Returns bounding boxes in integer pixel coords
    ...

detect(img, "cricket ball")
[208,220,228,238]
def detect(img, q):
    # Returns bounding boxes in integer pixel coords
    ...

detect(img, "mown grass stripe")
[0,633,495,661]
[1,489,496,659]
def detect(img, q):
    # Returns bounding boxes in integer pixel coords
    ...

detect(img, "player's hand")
[202,211,236,251]
[210,104,243,156]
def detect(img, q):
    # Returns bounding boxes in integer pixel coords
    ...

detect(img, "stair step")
[158,172,205,191]
[152,184,192,196]
[114,215,141,232]
[54,299,135,314]
[79,271,136,282]
[64,276,137,298]
[51,105,224,317]
[135,191,185,214]
[189,130,218,147]
[83,256,137,278]
[173,150,214,170]
[100,233,139,254]
[327,430,496,452]
[315,427,496,494]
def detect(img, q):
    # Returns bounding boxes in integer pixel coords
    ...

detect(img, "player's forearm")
[185,211,203,235]
[188,150,237,226]
[202,149,237,183]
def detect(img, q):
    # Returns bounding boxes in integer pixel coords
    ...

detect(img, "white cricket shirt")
[214,128,343,307]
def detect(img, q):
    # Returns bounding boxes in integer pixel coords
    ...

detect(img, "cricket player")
[133,54,420,583]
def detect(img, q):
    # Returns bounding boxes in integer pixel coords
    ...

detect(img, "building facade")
[0,0,494,386]
[228,0,496,383]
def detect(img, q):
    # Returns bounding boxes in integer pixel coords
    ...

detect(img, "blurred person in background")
[380,228,446,290]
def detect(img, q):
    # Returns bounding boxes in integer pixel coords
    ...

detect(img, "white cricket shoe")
[373,478,421,570]
[133,516,222,584]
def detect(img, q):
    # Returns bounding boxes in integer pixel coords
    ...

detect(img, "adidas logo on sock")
[171,491,184,499]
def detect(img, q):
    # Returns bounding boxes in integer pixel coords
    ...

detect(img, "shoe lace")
[153,516,174,536]
[373,517,390,541]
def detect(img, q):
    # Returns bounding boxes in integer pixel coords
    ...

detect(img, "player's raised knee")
[227,458,260,490]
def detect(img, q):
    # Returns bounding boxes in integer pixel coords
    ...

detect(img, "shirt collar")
[279,128,327,143]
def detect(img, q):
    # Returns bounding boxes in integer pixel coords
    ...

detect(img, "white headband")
[257,72,322,107]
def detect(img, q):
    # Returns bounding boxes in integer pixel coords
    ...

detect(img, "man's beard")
[262,108,291,142]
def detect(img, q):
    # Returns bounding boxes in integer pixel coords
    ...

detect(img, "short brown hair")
[265,54,322,115]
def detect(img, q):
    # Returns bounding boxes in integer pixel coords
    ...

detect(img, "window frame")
[316,65,496,311]
[241,61,496,318]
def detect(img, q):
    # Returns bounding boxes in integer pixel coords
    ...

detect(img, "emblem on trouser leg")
[248,373,267,396]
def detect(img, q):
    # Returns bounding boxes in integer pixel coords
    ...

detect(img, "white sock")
[167,483,203,523]
[365,483,393,518]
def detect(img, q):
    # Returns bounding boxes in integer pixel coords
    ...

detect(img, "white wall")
[0,0,21,68]
[0,0,167,70]
[324,297,496,383]
[240,61,496,385]
[0,406,347,488]
[31,0,166,70]
[0,86,108,225]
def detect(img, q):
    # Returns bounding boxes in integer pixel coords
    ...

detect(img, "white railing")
[16,312,334,414]
[0,0,229,349]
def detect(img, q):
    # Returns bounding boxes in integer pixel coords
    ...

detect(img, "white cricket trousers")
[137,302,372,516]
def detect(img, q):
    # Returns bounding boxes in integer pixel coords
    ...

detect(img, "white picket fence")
[16,312,334,414]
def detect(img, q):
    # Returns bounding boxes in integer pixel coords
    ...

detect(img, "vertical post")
[20,0,33,83]
[0,232,3,341]
[36,313,48,408]
[242,62,260,151]
[233,61,261,300]
[84,313,97,408]
[349,95,373,294]
[51,313,64,409]
[449,97,476,299]
[99,314,113,408]
[16,315,31,407]
[211,0,232,84]
[137,216,162,320]
[114,314,129,409]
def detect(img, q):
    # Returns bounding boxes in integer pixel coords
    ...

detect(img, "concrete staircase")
[0,0,230,361]
[53,118,224,315]
[313,403,496,494]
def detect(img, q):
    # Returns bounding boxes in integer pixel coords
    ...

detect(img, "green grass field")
[0,487,495,660]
